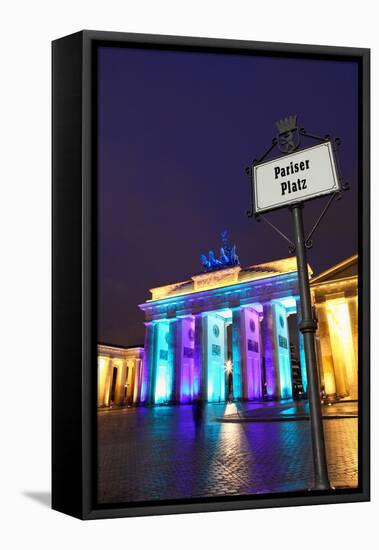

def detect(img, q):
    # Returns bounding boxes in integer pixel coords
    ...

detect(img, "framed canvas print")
[52,30,370,519]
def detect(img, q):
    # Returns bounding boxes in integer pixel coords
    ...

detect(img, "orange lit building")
[97,344,144,407]
[311,254,358,400]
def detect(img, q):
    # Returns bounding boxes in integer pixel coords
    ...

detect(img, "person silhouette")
[192,398,205,436]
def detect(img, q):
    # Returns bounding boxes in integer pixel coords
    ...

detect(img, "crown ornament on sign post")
[276,115,297,133]
[276,115,300,154]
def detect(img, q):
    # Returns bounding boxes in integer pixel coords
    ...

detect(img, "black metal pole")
[291,203,330,490]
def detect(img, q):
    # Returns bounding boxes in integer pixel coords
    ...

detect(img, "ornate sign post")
[247,116,348,490]
[290,202,329,489]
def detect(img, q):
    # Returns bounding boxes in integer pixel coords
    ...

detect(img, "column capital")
[193,311,207,319]
[167,317,179,324]
[344,289,358,299]
[176,314,194,321]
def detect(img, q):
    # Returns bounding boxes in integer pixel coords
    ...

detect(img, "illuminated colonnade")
[139,258,306,405]
[97,255,358,407]
[311,255,358,400]
[97,344,144,407]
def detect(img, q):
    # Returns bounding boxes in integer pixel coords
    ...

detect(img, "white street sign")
[253,142,340,215]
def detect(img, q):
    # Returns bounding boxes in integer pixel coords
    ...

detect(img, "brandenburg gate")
[97,238,358,408]
[138,257,307,405]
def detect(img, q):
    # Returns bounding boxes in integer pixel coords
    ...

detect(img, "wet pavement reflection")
[97,402,358,504]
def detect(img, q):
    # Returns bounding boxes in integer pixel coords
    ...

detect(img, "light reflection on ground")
[97,401,358,504]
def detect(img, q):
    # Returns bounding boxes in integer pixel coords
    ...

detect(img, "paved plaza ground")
[97,401,358,504]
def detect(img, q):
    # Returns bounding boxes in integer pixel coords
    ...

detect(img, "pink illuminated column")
[172,317,195,403]
[170,320,180,402]
[194,313,205,401]
[180,317,195,402]
[240,307,263,400]
[231,308,243,399]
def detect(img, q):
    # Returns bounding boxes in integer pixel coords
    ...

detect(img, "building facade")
[311,255,358,400]
[97,255,358,408]
[97,344,144,407]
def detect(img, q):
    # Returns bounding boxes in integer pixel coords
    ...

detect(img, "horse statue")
[200,231,240,272]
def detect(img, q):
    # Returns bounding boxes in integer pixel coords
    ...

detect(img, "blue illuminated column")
[273,302,293,398]
[153,320,175,404]
[170,320,180,403]
[203,313,226,402]
[231,307,243,399]
[295,297,308,393]
[140,321,156,404]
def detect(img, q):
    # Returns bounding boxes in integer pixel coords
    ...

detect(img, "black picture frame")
[52,30,370,520]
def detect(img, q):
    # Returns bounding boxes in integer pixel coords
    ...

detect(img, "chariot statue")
[200,231,240,272]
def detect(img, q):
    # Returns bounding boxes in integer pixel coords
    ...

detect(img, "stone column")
[175,316,196,403]
[150,320,174,404]
[126,360,136,404]
[97,355,111,407]
[205,313,226,402]
[115,360,128,406]
[325,298,350,398]
[347,293,358,400]
[170,319,181,403]
[140,321,155,404]
[274,302,292,399]
[231,307,243,400]
[241,307,263,400]
[127,360,136,405]
[194,313,206,401]
[315,302,336,398]
[347,294,358,359]
[295,297,307,394]
[133,358,143,404]
[103,358,114,406]
[262,302,281,399]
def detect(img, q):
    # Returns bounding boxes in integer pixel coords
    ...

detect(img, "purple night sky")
[97,45,359,348]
